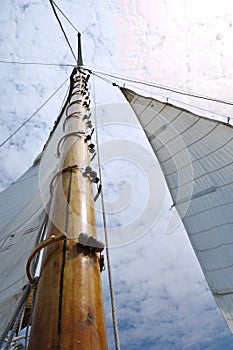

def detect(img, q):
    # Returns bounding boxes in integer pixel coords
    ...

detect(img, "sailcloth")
[0,72,76,335]
[121,87,233,332]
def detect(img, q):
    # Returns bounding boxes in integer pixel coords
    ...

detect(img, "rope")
[11,335,26,343]
[85,67,233,107]
[0,77,69,148]
[49,0,77,62]
[24,281,38,349]
[0,60,75,67]
[90,70,232,122]
[11,344,25,350]
[0,285,31,348]
[24,209,50,346]
[3,303,26,350]
[26,234,66,284]
[92,75,120,350]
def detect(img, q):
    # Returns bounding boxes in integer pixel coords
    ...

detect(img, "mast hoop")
[70,89,88,99]
[63,113,81,131]
[26,234,105,285]
[65,104,82,117]
[66,99,83,114]
[49,164,84,196]
[56,132,86,158]
[26,235,66,284]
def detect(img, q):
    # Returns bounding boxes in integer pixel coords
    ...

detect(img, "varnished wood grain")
[28,71,108,349]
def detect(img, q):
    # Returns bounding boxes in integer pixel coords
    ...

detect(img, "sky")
[1,0,233,349]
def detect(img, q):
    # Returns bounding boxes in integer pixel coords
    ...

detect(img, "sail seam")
[164,135,233,177]
[185,199,233,219]
[157,123,219,165]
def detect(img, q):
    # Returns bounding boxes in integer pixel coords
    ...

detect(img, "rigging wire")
[85,67,233,107]
[0,285,31,348]
[92,75,121,350]
[125,82,233,121]
[0,77,69,148]
[0,60,75,67]
[49,0,77,63]
[91,71,232,122]
[52,0,80,33]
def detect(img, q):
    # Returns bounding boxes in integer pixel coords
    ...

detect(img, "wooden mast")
[28,34,108,349]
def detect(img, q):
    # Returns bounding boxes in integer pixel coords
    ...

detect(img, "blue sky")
[1,0,233,349]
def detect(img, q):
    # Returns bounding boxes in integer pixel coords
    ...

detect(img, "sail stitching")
[157,123,219,165]
[164,135,233,177]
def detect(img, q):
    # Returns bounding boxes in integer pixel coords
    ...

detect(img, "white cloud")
[0,0,233,349]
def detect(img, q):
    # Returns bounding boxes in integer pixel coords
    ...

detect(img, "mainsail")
[0,70,72,337]
[122,87,233,332]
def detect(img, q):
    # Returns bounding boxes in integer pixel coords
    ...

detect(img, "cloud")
[1,1,233,349]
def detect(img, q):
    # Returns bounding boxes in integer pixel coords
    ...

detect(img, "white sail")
[0,162,43,333]
[0,73,72,336]
[122,87,233,333]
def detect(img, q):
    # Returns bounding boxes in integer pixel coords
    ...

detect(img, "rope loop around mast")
[49,164,82,195]
[56,131,86,158]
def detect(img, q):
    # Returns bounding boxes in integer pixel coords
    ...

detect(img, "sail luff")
[28,69,107,349]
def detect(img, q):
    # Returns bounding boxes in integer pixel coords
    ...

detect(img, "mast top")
[77,32,84,68]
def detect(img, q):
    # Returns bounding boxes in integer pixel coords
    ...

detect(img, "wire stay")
[88,69,233,122]
[0,60,75,67]
[0,77,69,148]
[85,67,233,107]
[52,0,80,33]
[49,0,77,62]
